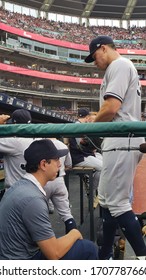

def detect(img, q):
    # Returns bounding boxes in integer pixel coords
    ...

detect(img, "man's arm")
[37,228,82,259]
[95,97,122,122]
[64,151,72,169]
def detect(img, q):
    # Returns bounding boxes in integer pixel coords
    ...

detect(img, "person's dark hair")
[25,159,51,173]
[25,163,39,173]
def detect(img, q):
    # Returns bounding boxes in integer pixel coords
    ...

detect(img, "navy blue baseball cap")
[78,108,90,117]
[11,109,32,124]
[24,139,68,166]
[85,35,114,63]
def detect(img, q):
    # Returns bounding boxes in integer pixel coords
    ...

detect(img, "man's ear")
[39,159,47,171]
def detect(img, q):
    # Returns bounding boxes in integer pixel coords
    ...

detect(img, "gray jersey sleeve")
[100,57,141,122]
[103,58,133,102]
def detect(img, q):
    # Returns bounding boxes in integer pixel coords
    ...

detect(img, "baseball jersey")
[0,137,35,188]
[50,139,72,176]
[100,56,142,122]
[44,139,73,222]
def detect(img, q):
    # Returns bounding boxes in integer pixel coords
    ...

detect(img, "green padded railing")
[0,121,146,138]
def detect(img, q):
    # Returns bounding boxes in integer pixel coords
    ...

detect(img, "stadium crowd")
[0,7,145,49]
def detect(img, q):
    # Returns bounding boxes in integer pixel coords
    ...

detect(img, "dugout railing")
[1,121,146,138]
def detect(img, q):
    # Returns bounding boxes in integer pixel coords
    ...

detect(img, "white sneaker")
[136,256,146,260]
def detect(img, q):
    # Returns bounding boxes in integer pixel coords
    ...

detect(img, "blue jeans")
[31,239,98,260]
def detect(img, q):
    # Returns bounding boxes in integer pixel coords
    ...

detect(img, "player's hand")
[80,137,88,145]
[142,225,146,236]
[0,114,10,124]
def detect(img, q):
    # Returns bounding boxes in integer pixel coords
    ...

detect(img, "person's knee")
[79,239,99,259]
[61,239,98,260]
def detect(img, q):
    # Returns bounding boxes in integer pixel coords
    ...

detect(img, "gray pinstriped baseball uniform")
[0,137,34,188]
[98,57,145,217]
[44,139,74,222]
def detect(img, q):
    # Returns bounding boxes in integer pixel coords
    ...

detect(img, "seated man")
[69,108,103,207]
[0,139,98,260]
[0,112,77,233]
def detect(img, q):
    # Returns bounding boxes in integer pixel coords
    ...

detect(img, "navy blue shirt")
[69,137,95,165]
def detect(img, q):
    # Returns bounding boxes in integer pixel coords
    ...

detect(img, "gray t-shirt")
[0,178,55,259]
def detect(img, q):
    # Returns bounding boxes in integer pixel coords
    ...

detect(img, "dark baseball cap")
[78,108,90,117]
[24,139,68,166]
[85,35,114,63]
[11,109,32,124]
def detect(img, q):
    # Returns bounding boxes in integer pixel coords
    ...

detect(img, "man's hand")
[80,137,89,145]
[142,225,146,236]
[0,114,10,124]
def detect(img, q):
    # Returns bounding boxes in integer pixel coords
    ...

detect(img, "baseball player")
[44,138,77,233]
[0,109,34,189]
[69,108,103,207]
[85,35,146,259]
